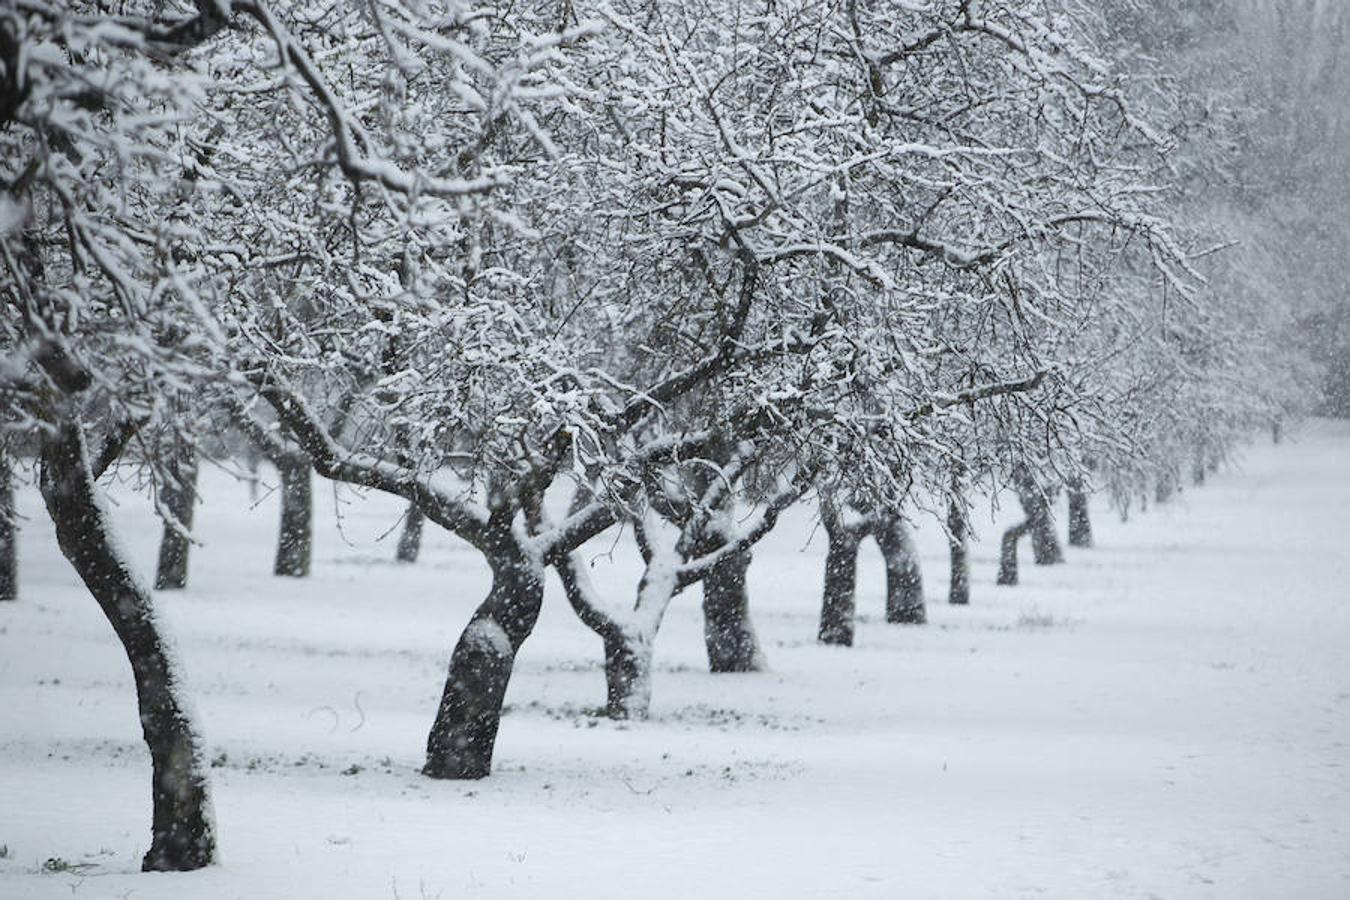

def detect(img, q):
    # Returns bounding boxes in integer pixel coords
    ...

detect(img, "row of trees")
[0,0,1328,874]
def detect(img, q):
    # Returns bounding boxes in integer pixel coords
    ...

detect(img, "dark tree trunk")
[603,631,654,719]
[1067,489,1093,548]
[273,453,312,577]
[39,423,216,871]
[0,451,15,602]
[946,495,970,606]
[876,513,925,624]
[997,521,1032,586]
[818,520,863,646]
[154,451,198,591]
[701,549,767,672]
[395,499,424,563]
[423,543,544,779]
[1272,418,1283,445]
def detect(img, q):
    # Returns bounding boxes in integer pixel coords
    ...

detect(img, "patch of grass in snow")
[1015,608,1061,630]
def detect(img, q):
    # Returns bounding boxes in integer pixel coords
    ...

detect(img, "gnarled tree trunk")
[1067,488,1093,549]
[818,513,864,646]
[947,495,970,606]
[702,549,767,672]
[395,499,424,563]
[273,453,312,577]
[0,450,15,602]
[423,541,545,779]
[154,451,198,591]
[876,513,925,624]
[40,422,216,871]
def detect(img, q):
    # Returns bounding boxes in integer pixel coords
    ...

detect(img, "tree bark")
[0,450,15,602]
[876,513,925,624]
[39,422,216,871]
[603,631,654,720]
[423,541,544,779]
[946,495,970,606]
[997,521,1032,586]
[154,451,198,591]
[273,453,312,577]
[701,549,767,672]
[818,518,863,646]
[1067,488,1093,548]
[395,499,424,563]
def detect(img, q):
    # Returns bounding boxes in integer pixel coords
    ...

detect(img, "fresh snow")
[1,423,1348,898]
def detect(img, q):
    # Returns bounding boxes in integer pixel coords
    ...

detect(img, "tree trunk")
[423,543,544,779]
[154,451,198,591]
[1272,417,1283,445]
[701,549,767,672]
[1155,471,1175,505]
[818,522,862,646]
[395,499,424,563]
[1015,491,1060,566]
[1067,489,1093,548]
[876,513,925,624]
[997,521,1032,586]
[947,496,970,606]
[39,422,216,871]
[273,453,312,577]
[603,631,654,720]
[0,451,15,602]
[1191,453,1206,487]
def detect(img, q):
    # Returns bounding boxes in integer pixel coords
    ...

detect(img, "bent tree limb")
[40,421,216,871]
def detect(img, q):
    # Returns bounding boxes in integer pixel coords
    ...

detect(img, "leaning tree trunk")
[702,548,767,672]
[39,422,216,871]
[1067,487,1093,549]
[395,499,424,563]
[876,513,925,624]
[273,453,312,577]
[423,541,545,779]
[997,521,1032,586]
[0,451,15,602]
[818,516,864,646]
[946,495,970,606]
[154,451,198,591]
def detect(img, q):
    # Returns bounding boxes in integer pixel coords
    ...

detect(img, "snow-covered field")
[2,422,1348,899]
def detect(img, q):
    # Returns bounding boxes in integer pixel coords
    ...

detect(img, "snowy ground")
[1,423,1348,899]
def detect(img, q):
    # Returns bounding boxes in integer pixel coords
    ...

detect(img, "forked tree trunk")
[997,521,1032,586]
[603,630,655,720]
[0,451,15,602]
[818,519,863,646]
[154,451,198,591]
[273,453,312,577]
[947,495,970,606]
[1026,494,1063,565]
[395,500,424,563]
[39,423,216,871]
[423,542,545,779]
[876,513,925,624]
[702,549,767,672]
[1067,488,1093,548]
